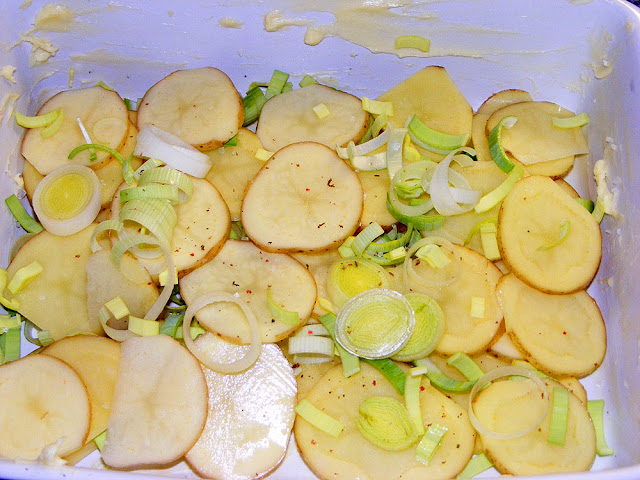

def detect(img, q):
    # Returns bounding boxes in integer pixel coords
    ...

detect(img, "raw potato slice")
[473,377,596,475]
[471,113,492,162]
[180,239,317,343]
[205,128,265,220]
[294,356,341,401]
[292,248,343,317]
[295,363,476,480]
[242,142,363,253]
[486,101,589,165]
[256,84,368,152]
[558,377,588,404]
[3,225,101,340]
[497,273,606,378]
[476,89,533,116]
[0,355,90,460]
[186,334,296,480]
[524,155,574,178]
[137,67,243,150]
[101,335,207,469]
[42,335,121,441]
[489,329,525,361]
[357,170,397,228]
[21,86,129,174]
[498,175,602,293]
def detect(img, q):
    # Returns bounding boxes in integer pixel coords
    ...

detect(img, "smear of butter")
[1,66,17,84]
[589,30,615,79]
[0,94,21,125]
[33,3,77,32]
[219,17,244,29]
[593,147,620,219]
[304,26,330,46]
[70,49,187,69]
[264,10,313,32]
[13,35,59,66]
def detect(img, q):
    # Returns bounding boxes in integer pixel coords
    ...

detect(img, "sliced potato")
[357,169,397,228]
[4,225,101,340]
[558,377,588,404]
[471,113,492,162]
[292,248,343,317]
[523,155,574,178]
[205,127,265,220]
[42,335,121,441]
[137,67,243,150]
[242,142,363,253]
[476,89,533,116]
[21,86,129,174]
[101,335,208,469]
[180,239,317,343]
[489,329,525,361]
[497,175,601,293]
[256,84,368,152]
[186,335,296,480]
[295,363,476,480]
[0,355,90,460]
[497,273,606,378]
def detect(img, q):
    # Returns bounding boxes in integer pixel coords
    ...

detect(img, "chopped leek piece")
[447,353,484,382]
[0,315,20,331]
[592,197,605,223]
[37,329,54,347]
[474,163,525,213]
[392,294,444,362]
[395,35,430,53]
[299,74,317,87]
[480,223,501,261]
[457,453,493,479]
[0,327,21,363]
[295,399,344,438]
[4,194,43,234]
[464,217,497,247]
[488,115,517,173]
[312,103,330,119]
[415,244,451,269]
[366,224,413,254]
[352,222,385,256]
[68,67,74,87]
[318,313,360,377]
[295,323,330,337]
[359,113,389,144]
[223,134,238,146]
[409,365,429,376]
[138,166,193,202]
[362,358,406,394]
[357,396,418,451]
[510,359,548,379]
[242,87,267,126]
[548,387,569,445]
[403,135,422,163]
[282,82,293,93]
[265,69,290,99]
[119,185,180,204]
[576,197,595,213]
[469,297,485,319]
[288,335,334,363]
[15,109,59,129]
[267,288,300,325]
[128,316,160,336]
[317,297,335,314]
[416,423,448,465]
[104,296,130,320]
[414,357,475,393]
[537,219,571,251]
[94,80,114,91]
[406,115,470,155]
[7,261,42,295]
[338,244,355,258]
[587,399,614,456]
[386,128,407,180]
[94,430,107,451]
[255,148,274,161]
[405,373,425,435]
[0,296,19,312]
[385,246,407,261]
[552,112,589,128]
[68,141,126,166]
[160,312,184,337]
[387,194,445,231]
[362,97,394,116]
[158,266,178,287]
[123,98,136,111]
[41,108,64,138]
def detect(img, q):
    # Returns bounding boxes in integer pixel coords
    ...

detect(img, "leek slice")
[457,453,493,479]
[0,327,21,363]
[403,237,461,289]
[119,185,180,205]
[386,194,445,231]
[474,163,524,213]
[366,224,413,254]
[537,219,571,251]
[362,97,394,116]
[395,35,430,53]
[576,197,595,213]
[469,297,485,319]
[488,115,517,173]
[386,128,407,180]
[104,296,130,320]
[404,373,425,435]
[414,357,475,393]
[351,152,387,171]
[326,257,392,309]
[159,312,184,338]
[447,353,484,382]
[288,335,334,363]
[464,217,498,247]
[242,86,267,126]
[94,431,107,451]
[407,115,470,155]
[587,399,614,456]
[416,423,448,465]
[299,74,317,87]
[7,261,42,295]
[428,149,481,216]
[138,166,193,202]
[392,294,444,362]
[76,117,98,162]
[552,112,589,128]
[547,386,569,445]
[265,69,290,99]
[41,109,64,138]
[266,288,300,325]
[335,289,415,359]
[415,244,451,268]
[318,313,360,378]
[295,399,344,438]
[357,396,418,451]
[351,222,384,256]
[359,113,389,144]
[480,223,500,261]
[128,316,160,337]
[4,194,43,234]
[312,103,330,119]
[15,109,59,129]
[592,197,605,223]
[361,358,406,394]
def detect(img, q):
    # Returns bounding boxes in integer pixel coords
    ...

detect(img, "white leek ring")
[429,149,481,216]
[403,236,461,289]
[182,292,262,374]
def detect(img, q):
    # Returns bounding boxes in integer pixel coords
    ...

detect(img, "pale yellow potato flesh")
[489,329,525,361]
[292,248,343,317]
[474,377,596,475]
[498,175,602,293]
[295,363,475,480]
[471,113,492,162]
[205,127,265,221]
[558,377,588,404]
[242,142,363,253]
[497,273,606,378]
[523,155,575,178]
[476,89,533,116]
[21,86,129,174]
[256,84,368,152]
[136,67,243,150]
[0,355,90,461]
[42,335,121,441]
[357,169,397,228]
[186,335,296,480]
[101,335,208,469]
[180,239,317,344]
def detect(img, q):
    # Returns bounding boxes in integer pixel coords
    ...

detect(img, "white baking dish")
[0,0,639,478]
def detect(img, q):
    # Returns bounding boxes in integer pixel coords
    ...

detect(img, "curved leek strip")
[474,164,525,213]
[464,217,498,246]
[98,305,137,342]
[457,453,493,479]
[7,261,42,295]
[338,124,391,160]
[488,115,517,173]
[119,198,178,249]
[386,128,407,180]
[288,335,334,364]
[537,219,571,251]
[134,124,212,178]
[128,316,160,336]
[266,288,300,325]
[404,373,425,435]
[32,165,101,236]
[296,399,344,438]
[587,400,614,456]
[414,357,475,393]
[351,152,387,171]
[575,197,595,213]
[4,194,43,234]
[447,352,484,382]
[138,166,193,203]
[403,236,461,289]
[406,115,470,155]
[41,109,64,139]
[389,161,436,217]
[318,313,361,378]
[182,292,262,374]
[362,97,394,116]
[547,387,569,445]
[357,397,418,451]
[326,257,393,309]
[386,194,444,231]
[592,197,605,223]
[468,366,550,440]
[352,222,384,256]
[15,109,59,129]
[119,185,180,205]
[395,35,430,52]
[68,142,128,179]
[392,293,444,362]
[552,112,589,128]
[334,289,415,359]
[366,224,413,254]
[22,319,42,347]
[416,423,448,465]
[429,149,481,216]
[0,327,21,362]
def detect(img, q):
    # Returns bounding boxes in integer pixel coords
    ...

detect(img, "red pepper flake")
[306,188,310,191]
[563,331,567,335]
[308,330,313,335]
[246,289,252,294]
[311,439,317,445]
[420,386,425,391]
[372,380,376,386]
[190,253,195,256]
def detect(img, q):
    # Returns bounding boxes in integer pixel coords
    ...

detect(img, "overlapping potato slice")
[136,67,243,150]
[498,175,601,293]
[0,354,90,461]
[205,128,265,220]
[101,335,207,469]
[477,89,534,116]
[242,142,363,253]
[357,170,397,228]
[180,239,317,343]
[186,334,296,480]
[292,248,342,317]
[3,225,101,340]
[473,377,596,475]
[43,335,121,441]
[21,86,129,174]
[295,363,476,480]
[497,273,606,378]
[256,84,368,152]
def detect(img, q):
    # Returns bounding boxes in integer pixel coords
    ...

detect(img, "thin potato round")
[292,248,343,317]
[476,89,533,116]
[357,170,397,228]
[242,142,363,253]
[498,175,601,293]
[137,67,243,150]
[256,84,368,152]
[523,155,575,178]
[497,273,606,378]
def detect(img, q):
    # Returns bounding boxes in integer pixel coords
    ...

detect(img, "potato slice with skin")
[186,334,296,480]
[295,363,475,480]
[497,273,606,378]
[0,354,90,461]
[101,335,207,469]
[21,86,129,174]
[357,169,397,228]
[498,175,601,293]
[205,127,265,221]
[242,142,363,253]
[474,377,596,475]
[523,155,574,178]
[256,84,368,152]
[180,239,317,344]
[4,225,101,340]
[42,335,121,441]
[137,67,243,150]
[292,248,342,317]
[476,89,533,116]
